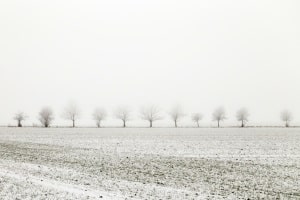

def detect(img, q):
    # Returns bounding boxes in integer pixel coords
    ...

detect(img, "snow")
[0,128,299,199]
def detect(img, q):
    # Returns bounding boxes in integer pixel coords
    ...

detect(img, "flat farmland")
[0,128,299,199]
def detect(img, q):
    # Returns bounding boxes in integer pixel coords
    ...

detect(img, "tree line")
[12,104,293,128]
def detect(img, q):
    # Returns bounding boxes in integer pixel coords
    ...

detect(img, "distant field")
[0,128,299,199]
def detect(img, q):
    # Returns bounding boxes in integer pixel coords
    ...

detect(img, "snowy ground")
[0,128,299,199]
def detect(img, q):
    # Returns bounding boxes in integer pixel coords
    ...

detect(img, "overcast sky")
[0,0,299,127]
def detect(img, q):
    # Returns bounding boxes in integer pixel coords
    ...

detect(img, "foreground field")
[0,128,299,199]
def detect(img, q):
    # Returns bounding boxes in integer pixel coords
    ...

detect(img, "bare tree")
[114,106,131,127]
[212,107,226,128]
[192,113,203,127]
[140,105,163,127]
[62,103,80,128]
[280,110,293,127]
[14,112,28,127]
[39,107,54,127]
[93,108,107,128]
[236,108,249,127]
[169,106,185,128]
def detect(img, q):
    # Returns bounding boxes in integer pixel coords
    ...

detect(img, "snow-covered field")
[0,128,299,199]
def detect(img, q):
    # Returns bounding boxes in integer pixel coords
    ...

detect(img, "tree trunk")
[97,121,100,128]
[286,121,289,127]
[123,120,126,128]
[175,120,177,128]
[241,120,244,128]
[72,120,75,128]
[18,120,22,127]
[217,120,220,128]
[150,120,152,128]
[197,121,199,128]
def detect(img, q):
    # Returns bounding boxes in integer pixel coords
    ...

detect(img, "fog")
[0,0,299,126]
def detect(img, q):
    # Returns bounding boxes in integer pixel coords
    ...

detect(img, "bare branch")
[236,108,249,127]
[114,106,131,127]
[212,107,226,128]
[191,113,203,127]
[140,105,163,127]
[169,106,185,128]
[62,103,80,127]
[93,108,107,128]
[39,107,54,127]
[280,110,292,127]
[13,112,28,127]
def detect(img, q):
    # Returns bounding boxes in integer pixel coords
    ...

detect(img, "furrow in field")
[0,140,299,199]
[0,168,123,200]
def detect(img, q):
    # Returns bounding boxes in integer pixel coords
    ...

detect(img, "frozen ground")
[0,128,299,199]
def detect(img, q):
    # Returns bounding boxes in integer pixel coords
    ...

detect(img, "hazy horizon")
[1,0,300,127]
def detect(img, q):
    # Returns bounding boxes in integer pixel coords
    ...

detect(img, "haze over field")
[0,0,300,126]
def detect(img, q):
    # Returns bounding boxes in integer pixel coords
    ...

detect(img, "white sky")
[0,0,299,127]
